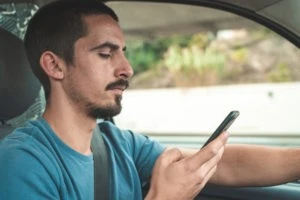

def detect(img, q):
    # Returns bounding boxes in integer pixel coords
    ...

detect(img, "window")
[107,2,300,148]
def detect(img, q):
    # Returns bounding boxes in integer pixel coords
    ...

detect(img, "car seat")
[0,27,40,139]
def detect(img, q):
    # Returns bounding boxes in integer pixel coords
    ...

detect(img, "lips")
[111,86,125,91]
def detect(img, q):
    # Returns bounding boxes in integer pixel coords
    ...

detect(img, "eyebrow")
[89,41,126,52]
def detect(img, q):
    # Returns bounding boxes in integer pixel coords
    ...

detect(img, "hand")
[145,132,228,200]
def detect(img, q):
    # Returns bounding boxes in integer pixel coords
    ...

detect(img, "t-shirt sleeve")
[129,131,165,180]
[99,121,166,197]
[100,121,165,182]
[0,146,59,200]
[125,130,166,194]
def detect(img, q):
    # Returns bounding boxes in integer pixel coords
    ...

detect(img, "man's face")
[63,14,133,119]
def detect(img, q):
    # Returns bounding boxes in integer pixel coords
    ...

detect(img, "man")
[0,0,299,199]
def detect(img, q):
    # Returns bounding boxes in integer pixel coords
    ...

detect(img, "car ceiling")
[106,0,300,46]
[0,0,299,46]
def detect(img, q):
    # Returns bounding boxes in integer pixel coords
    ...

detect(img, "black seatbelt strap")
[91,124,109,200]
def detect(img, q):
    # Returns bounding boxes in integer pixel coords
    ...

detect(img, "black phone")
[201,111,239,148]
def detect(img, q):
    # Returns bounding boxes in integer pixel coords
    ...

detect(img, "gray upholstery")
[0,27,40,139]
[0,125,15,140]
[0,27,40,121]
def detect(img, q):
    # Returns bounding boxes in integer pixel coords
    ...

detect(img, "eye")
[98,53,111,59]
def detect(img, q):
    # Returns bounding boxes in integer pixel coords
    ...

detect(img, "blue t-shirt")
[0,118,165,200]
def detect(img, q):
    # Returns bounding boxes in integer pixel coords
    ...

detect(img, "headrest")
[0,28,40,121]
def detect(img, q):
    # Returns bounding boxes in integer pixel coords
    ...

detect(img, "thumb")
[159,148,183,165]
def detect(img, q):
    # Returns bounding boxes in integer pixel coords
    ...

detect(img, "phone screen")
[201,111,239,148]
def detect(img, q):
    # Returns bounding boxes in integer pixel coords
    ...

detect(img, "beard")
[86,94,122,119]
[66,77,129,119]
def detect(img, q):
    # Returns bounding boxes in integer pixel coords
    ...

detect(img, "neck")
[43,94,96,155]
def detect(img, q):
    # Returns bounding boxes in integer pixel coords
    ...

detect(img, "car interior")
[0,26,40,139]
[0,0,300,199]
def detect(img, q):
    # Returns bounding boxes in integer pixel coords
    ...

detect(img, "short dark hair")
[24,0,119,99]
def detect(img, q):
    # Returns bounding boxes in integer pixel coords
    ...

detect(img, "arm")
[210,144,300,186]
[180,144,300,187]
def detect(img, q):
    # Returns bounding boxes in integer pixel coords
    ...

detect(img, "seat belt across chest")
[91,124,109,200]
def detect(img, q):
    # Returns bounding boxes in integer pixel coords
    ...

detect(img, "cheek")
[66,68,100,96]
[80,71,111,99]
[88,64,115,89]
[70,54,115,94]
[88,69,110,90]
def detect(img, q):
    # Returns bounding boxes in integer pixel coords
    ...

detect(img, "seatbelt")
[91,124,109,200]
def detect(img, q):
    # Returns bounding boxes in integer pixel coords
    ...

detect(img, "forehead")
[81,14,125,45]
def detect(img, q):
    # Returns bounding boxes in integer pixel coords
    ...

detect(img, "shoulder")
[0,142,55,174]
[2,118,51,144]
[0,119,61,185]
[0,139,60,199]
[1,119,54,159]
[99,121,165,159]
[0,119,61,198]
[99,121,154,147]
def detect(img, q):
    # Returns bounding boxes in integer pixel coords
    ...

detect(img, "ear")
[39,51,66,80]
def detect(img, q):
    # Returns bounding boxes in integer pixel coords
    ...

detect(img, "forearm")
[210,144,300,186]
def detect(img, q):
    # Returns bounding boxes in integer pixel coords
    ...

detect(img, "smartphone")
[201,111,239,148]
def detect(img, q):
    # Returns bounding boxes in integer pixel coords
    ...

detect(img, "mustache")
[105,79,129,90]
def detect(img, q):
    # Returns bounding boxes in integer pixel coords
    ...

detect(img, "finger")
[158,148,183,165]
[196,165,218,193]
[185,145,225,185]
[188,165,219,199]
[184,131,228,169]
[202,131,229,152]
[195,145,225,183]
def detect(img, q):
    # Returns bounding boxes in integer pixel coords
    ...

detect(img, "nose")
[115,55,134,79]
